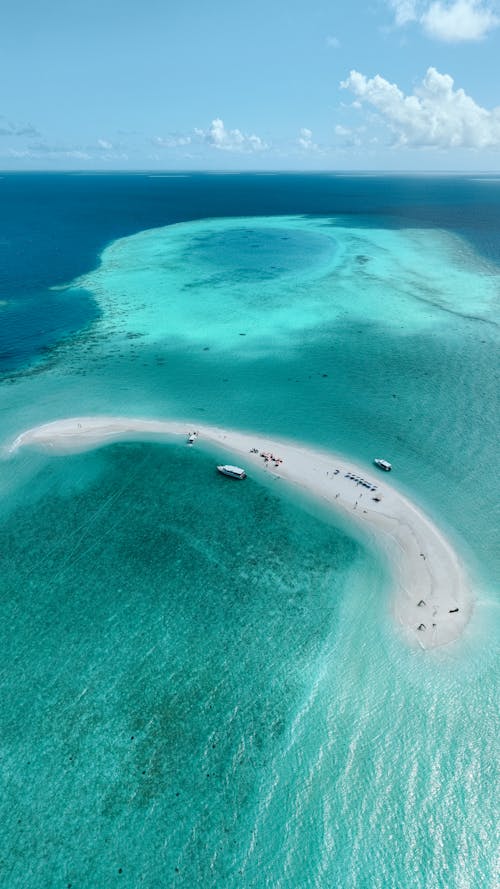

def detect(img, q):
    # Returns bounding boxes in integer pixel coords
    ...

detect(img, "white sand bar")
[8,416,473,650]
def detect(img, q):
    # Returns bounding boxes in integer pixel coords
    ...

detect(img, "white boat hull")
[217,464,246,479]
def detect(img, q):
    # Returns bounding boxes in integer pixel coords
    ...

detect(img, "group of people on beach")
[261,451,283,467]
[250,447,283,468]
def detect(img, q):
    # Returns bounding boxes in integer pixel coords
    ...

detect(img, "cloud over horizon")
[341,66,500,149]
[388,0,419,26]
[153,134,192,148]
[297,128,320,151]
[195,118,267,152]
[387,0,499,41]
[5,138,129,163]
[0,117,41,138]
[422,0,499,40]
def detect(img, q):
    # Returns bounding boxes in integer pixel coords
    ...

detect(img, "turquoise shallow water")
[1,444,497,888]
[1,209,499,887]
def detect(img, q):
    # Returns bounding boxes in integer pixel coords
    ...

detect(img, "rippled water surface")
[0,175,498,888]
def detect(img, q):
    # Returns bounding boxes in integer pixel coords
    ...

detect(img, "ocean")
[0,173,498,888]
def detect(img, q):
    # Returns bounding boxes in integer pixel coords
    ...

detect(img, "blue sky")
[2,0,500,170]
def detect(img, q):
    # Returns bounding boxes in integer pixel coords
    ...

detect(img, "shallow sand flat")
[7,416,473,650]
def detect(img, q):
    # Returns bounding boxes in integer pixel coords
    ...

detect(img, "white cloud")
[340,66,500,149]
[0,117,41,137]
[387,0,419,25]
[334,124,366,148]
[297,127,319,151]
[196,118,266,152]
[422,0,499,40]
[326,35,341,47]
[6,139,129,162]
[153,134,192,148]
[8,146,92,160]
[387,0,499,41]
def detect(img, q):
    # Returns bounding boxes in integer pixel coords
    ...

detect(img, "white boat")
[374,458,392,472]
[187,431,197,445]
[217,464,246,480]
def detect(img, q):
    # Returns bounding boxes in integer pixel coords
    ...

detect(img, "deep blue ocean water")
[0,173,498,888]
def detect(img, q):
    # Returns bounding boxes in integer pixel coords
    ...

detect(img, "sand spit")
[8,416,473,650]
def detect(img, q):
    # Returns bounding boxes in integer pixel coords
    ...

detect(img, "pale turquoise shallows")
[0,214,498,888]
[75,215,499,352]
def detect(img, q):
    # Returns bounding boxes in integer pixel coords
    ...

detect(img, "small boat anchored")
[374,458,392,472]
[217,464,247,480]
[187,431,198,445]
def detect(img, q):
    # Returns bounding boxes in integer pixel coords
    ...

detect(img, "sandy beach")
[7,415,473,650]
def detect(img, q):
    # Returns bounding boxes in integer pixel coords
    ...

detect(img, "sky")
[1,0,500,171]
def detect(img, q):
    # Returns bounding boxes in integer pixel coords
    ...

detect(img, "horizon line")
[2,168,500,176]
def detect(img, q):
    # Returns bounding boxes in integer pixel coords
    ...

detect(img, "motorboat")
[374,458,392,471]
[187,431,197,445]
[217,464,246,480]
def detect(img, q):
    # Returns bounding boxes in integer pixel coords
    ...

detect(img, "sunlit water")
[0,180,498,888]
